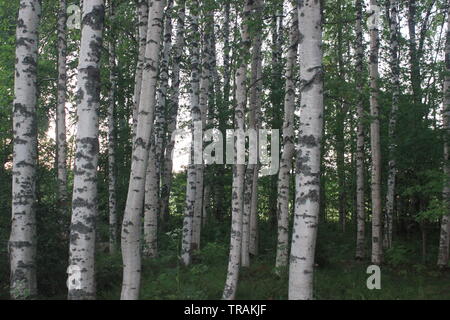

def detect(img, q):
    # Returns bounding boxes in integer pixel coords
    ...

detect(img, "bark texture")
[68,0,105,300]
[288,0,324,300]
[121,0,165,300]
[10,0,41,300]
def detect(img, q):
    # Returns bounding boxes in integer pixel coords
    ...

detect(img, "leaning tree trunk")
[222,0,252,301]
[369,0,383,265]
[355,0,366,260]
[181,1,201,266]
[384,0,400,250]
[275,5,298,271]
[107,1,118,254]
[68,0,105,300]
[288,0,324,300]
[438,10,450,269]
[121,0,165,300]
[56,0,68,219]
[132,0,149,138]
[160,0,185,225]
[9,0,41,300]
[143,0,173,258]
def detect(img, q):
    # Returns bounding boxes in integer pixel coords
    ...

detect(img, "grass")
[94,222,450,300]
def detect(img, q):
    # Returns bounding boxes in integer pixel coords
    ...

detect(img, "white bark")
[107,1,118,254]
[9,0,41,300]
[384,0,400,250]
[438,10,450,268]
[132,0,149,139]
[222,0,252,301]
[369,0,383,265]
[181,2,200,266]
[121,0,165,300]
[68,0,105,300]
[288,0,324,300]
[143,0,173,258]
[355,0,366,260]
[276,6,298,270]
[56,0,68,218]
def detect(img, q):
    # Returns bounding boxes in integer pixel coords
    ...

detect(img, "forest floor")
[1,221,449,300]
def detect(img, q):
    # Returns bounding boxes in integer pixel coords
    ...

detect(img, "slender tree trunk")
[160,0,185,225]
[181,2,201,266]
[242,0,264,268]
[289,0,323,300]
[107,1,118,254]
[384,0,400,250]
[275,5,298,270]
[438,10,450,269]
[222,0,252,301]
[407,0,421,108]
[192,6,213,250]
[248,0,264,257]
[68,0,105,300]
[369,0,383,265]
[132,0,149,138]
[56,0,68,220]
[9,0,41,300]
[355,0,366,260]
[121,0,165,300]
[143,0,173,258]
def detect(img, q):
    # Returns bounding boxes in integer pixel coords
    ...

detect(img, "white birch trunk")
[276,6,298,270]
[181,2,200,266]
[222,0,252,301]
[107,1,118,254]
[369,0,383,265]
[288,0,323,300]
[355,0,366,260]
[121,0,165,300]
[384,0,400,250]
[143,0,173,258]
[248,0,264,257]
[9,0,41,300]
[56,0,68,218]
[132,0,149,138]
[68,0,105,300]
[438,11,450,268]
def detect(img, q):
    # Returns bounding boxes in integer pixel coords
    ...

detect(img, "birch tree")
[143,0,173,258]
[355,0,366,260]
[181,1,200,266]
[107,0,118,254]
[121,0,166,300]
[160,0,185,225]
[248,0,264,257]
[222,0,252,300]
[68,0,105,300]
[276,5,298,270]
[384,0,400,250]
[438,9,450,269]
[369,0,383,265]
[56,0,68,218]
[10,0,41,300]
[132,0,149,138]
[288,0,324,300]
